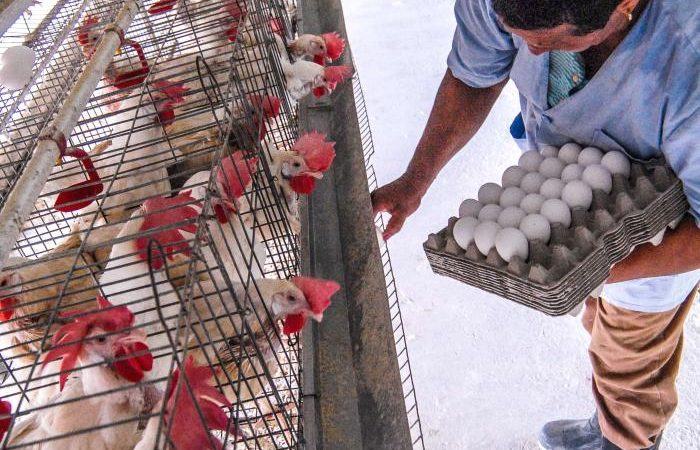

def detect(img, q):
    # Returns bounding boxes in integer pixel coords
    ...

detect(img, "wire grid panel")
[0,0,127,206]
[0,0,308,448]
[352,72,425,450]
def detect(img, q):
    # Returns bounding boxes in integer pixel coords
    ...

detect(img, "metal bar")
[299,0,414,447]
[0,0,34,37]
[0,0,141,268]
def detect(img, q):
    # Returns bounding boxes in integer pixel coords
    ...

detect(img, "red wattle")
[313,86,327,98]
[289,175,317,194]
[0,297,17,322]
[283,313,307,335]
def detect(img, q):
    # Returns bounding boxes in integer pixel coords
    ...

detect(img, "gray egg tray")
[423,160,689,316]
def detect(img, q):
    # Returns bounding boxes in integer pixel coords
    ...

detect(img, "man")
[370,1,700,449]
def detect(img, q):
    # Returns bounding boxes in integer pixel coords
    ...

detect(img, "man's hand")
[371,175,425,240]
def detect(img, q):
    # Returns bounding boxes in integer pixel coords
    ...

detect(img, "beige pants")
[582,285,698,450]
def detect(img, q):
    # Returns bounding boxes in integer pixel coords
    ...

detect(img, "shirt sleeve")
[663,108,700,226]
[447,0,517,88]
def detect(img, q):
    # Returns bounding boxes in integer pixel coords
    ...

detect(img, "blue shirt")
[447,0,700,312]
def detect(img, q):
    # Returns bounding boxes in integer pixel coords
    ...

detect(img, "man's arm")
[372,69,507,239]
[607,215,700,283]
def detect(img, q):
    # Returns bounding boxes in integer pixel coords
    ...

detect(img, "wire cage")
[0,0,323,447]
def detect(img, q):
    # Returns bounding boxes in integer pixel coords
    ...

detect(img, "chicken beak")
[114,46,122,56]
[304,171,324,180]
[310,312,324,322]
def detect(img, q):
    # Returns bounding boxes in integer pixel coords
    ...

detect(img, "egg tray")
[423,160,690,316]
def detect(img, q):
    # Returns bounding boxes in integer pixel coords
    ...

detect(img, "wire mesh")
[0,0,313,447]
[352,71,425,450]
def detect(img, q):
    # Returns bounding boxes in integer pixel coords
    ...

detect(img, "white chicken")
[5,297,157,450]
[289,31,346,65]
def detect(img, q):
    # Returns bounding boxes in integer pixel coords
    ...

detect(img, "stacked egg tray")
[424,156,689,316]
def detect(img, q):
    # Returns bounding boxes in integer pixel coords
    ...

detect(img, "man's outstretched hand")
[371,174,425,241]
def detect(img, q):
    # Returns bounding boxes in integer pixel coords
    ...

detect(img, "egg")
[499,187,527,208]
[474,221,502,256]
[561,163,584,183]
[540,198,572,227]
[478,182,503,205]
[561,180,593,209]
[495,227,529,262]
[601,151,631,177]
[453,217,480,250]
[519,214,551,242]
[582,164,613,193]
[0,45,36,90]
[540,145,559,158]
[558,143,582,164]
[538,157,565,178]
[459,199,483,218]
[539,178,565,199]
[497,206,527,228]
[478,204,502,222]
[520,193,546,214]
[501,166,527,188]
[578,147,603,166]
[520,172,546,194]
[518,151,544,172]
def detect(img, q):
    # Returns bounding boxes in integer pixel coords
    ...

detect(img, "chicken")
[185,275,337,411]
[134,356,236,450]
[5,297,156,450]
[43,79,187,226]
[0,398,11,442]
[0,233,100,405]
[99,192,201,385]
[180,151,265,285]
[288,31,346,65]
[242,132,336,240]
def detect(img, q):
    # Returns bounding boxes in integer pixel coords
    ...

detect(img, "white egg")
[495,227,529,262]
[558,143,582,164]
[520,193,546,214]
[538,157,565,178]
[561,163,584,183]
[499,187,527,208]
[582,164,613,193]
[0,45,36,90]
[474,221,502,256]
[453,217,480,250]
[561,180,593,210]
[578,147,603,166]
[497,206,527,228]
[601,151,631,177]
[518,151,544,172]
[540,198,572,227]
[501,166,527,188]
[478,204,502,222]
[539,178,565,199]
[520,172,546,194]
[478,182,503,205]
[540,145,559,158]
[519,214,551,242]
[459,199,483,218]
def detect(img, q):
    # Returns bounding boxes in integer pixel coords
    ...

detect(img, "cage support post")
[299,0,414,448]
[0,0,140,268]
[0,0,35,37]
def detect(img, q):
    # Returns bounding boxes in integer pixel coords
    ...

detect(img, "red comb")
[53,147,104,213]
[248,94,281,119]
[283,276,338,335]
[322,32,345,61]
[152,79,189,126]
[136,192,200,270]
[0,399,10,443]
[77,15,99,47]
[147,0,176,14]
[0,297,17,322]
[269,18,285,36]
[216,153,258,202]
[41,296,138,390]
[293,132,336,172]
[324,65,352,86]
[289,175,317,194]
[165,357,236,449]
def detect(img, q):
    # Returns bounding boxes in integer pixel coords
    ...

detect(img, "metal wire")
[352,70,426,450]
[0,0,305,448]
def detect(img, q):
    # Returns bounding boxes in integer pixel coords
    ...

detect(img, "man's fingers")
[383,213,406,241]
[371,191,390,215]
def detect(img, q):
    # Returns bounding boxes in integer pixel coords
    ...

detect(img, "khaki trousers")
[582,285,698,450]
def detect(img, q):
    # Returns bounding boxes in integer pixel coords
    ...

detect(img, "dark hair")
[491,0,622,34]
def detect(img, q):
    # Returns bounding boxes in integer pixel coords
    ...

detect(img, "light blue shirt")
[447,0,700,312]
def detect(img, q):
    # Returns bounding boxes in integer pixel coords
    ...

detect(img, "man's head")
[492,0,638,54]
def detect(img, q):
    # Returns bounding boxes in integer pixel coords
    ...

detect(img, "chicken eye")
[96,336,107,343]
[287,295,297,303]
[293,162,301,168]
